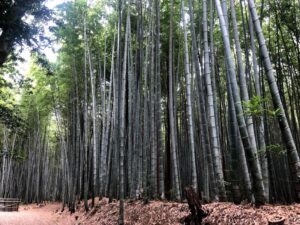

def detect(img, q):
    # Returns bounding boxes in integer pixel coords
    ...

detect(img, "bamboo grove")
[1,0,300,222]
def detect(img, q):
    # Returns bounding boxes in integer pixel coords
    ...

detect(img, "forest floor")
[0,198,300,224]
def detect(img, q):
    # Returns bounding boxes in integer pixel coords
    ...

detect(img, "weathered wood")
[268,216,285,225]
[0,198,20,212]
[182,186,207,225]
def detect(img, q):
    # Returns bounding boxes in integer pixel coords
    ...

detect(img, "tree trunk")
[247,0,300,198]
[215,0,265,205]
[182,1,198,193]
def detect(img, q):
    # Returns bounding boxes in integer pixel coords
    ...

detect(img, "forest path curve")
[0,203,75,225]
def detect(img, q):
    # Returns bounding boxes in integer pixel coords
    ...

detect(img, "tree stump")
[182,186,208,225]
[268,216,285,225]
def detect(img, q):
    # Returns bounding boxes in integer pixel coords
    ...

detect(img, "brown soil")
[0,198,300,225]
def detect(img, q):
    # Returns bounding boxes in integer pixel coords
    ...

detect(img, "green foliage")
[266,144,286,156]
[0,105,23,130]
[242,95,266,117]
[0,60,24,130]
[268,108,281,117]
[242,95,281,118]
[0,147,26,162]
[256,144,286,159]
[19,55,55,129]
[0,0,51,67]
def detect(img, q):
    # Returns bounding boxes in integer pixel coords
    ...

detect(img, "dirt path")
[0,203,76,225]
